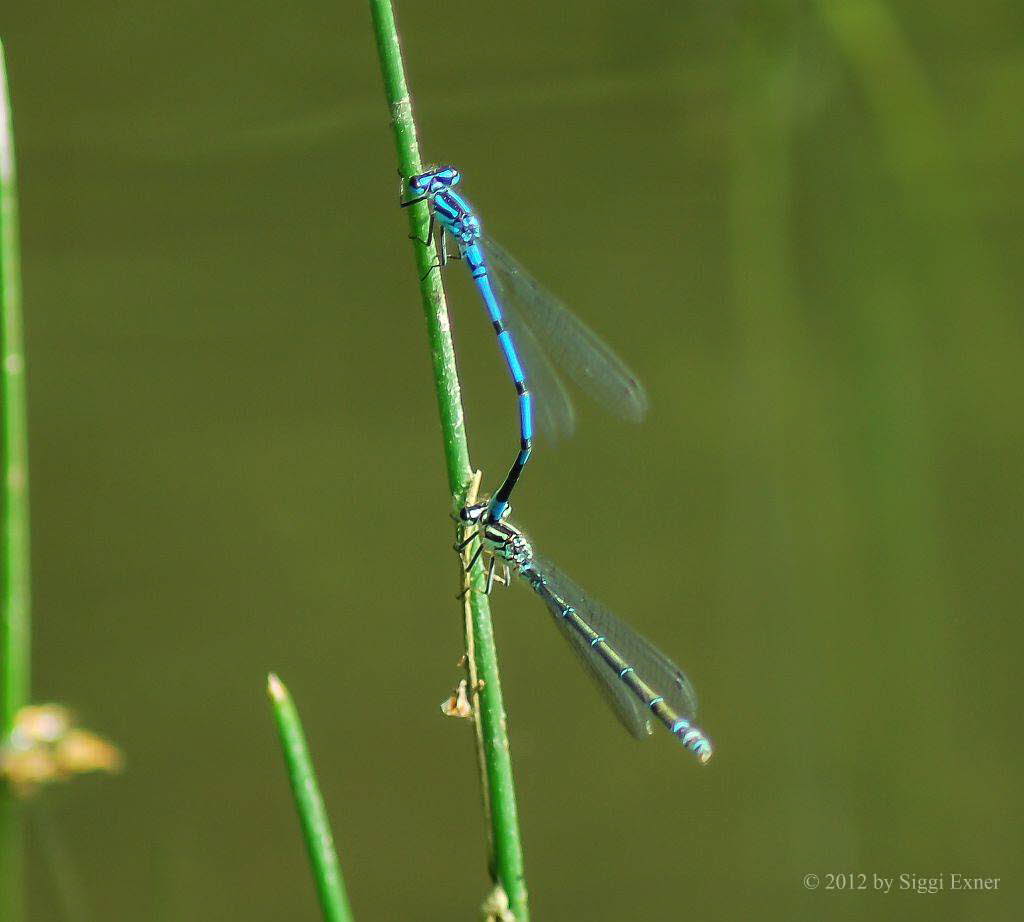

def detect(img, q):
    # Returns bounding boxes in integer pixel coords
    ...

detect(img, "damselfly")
[402,167,648,522]
[457,502,713,763]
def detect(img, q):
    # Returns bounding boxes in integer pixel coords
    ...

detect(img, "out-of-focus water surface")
[3,2,1022,919]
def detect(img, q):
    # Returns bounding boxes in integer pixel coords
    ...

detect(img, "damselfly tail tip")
[673,719,712,763]
[681,728,713,764]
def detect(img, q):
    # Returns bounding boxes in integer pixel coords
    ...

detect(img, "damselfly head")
[459,501,489,524]
[409,165,461,194]
[431,165,461,186]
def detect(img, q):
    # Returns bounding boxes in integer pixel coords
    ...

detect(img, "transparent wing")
[529,554,699,740]
[483,236,650,430]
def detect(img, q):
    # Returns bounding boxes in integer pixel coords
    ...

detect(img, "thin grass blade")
[268,674,355,922]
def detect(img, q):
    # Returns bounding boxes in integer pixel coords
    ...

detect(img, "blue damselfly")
[402,167,648,522]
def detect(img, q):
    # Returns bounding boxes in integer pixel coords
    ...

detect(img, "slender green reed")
[367,3,529,918]
[0,37,31,922]
[268,674,354,922]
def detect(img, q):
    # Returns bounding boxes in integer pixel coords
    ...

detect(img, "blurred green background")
[3,0,1022,919]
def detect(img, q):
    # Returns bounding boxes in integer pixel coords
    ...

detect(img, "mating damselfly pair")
[402,166,713,763]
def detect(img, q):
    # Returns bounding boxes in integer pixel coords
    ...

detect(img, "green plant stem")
[0,38,30,922]
[0,40,30,737]
[268,674,355,922]
[367,3,529,918]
